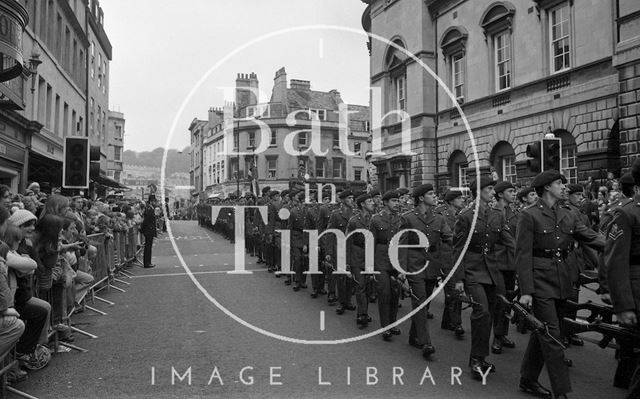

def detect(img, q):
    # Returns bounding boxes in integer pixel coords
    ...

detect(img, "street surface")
[14,221,629,399]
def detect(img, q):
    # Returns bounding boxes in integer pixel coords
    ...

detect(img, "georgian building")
[362,0,640,192]
[194,67,370,199]
[106,110,124,182]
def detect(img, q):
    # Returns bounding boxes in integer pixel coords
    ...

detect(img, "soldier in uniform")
[491,181,518,354]
[400,184,452,359]
[453,176,515,380]
[369,190,403,341]
[288,190,308,291]
[397,188,412,214]
[371,190,383,214]
[516,170,605,399]
[517,187,538,210]
[304,190,323,298]
[604,160,640,399]
[347,192,376,328]
[279,190,292,285]
[436,189,465,338]
[368,189,383,303]
[317,190,334,301]
[266,190,282,274]
[327,190,356,315]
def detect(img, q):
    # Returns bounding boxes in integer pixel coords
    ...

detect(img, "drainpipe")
[433,14,440,192]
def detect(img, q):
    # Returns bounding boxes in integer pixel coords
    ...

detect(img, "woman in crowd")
[38,194,70,220]
[60,218,94,310]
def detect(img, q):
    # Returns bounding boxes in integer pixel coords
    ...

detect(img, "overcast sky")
[100,0,371,152]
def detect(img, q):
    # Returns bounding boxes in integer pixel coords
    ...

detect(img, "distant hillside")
[123,147,190,175]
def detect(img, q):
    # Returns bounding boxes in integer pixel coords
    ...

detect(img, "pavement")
[12,221,630,399]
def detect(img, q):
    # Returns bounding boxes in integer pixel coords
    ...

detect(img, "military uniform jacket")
[399,208,452,279]
[453,204,515,287]
[493,204,518,272]
[346,211,372,270]
[516,199,605,300]
[604,198,640,314]
[369,209,403,272]
[565,202,599,280]
[434,204,458,272]
[288,204,307,250]
[598,197,630,294]
[140,204,157,237]
[325,205,353,262]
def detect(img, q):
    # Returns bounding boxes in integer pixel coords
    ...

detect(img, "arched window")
[440,27,468,103]
[554,129,577,183]
[480,2,516,92]
[448,150,468,188]
[490,141,516,183]
[385,38,408,112]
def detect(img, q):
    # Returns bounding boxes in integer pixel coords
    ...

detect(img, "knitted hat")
[8,209,37,227]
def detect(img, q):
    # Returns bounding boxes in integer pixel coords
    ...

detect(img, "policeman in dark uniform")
[516,170,605,399]
[327,190,356,314]
[491,181,518,354]
[369,190,402,341]
[400,183,452,359]
[347,192,376,328]
[453,175,515,379]
[436,189,465,338]
[141,195,158,268]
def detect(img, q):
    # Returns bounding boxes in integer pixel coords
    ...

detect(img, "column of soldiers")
[196,159,640,399]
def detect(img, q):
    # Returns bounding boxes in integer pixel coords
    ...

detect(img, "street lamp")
[26,49,42,94]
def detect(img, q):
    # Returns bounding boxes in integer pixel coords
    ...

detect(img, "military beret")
[261,186,271,194]
[412,183,434,198]
[268,190,280,198]
[370,190,381,197]
[356,193,371,206]
[633,158,640,186]
[494,181,515,194]
[530,170,567,188]
[620,172,634,186]
[469,175,496,193]
[339,190,354,199]
[566,184,584,195]
[381,190,400,201]
[322,191,332,200]
[517,187,535,201]
[397,188,410,196]
[444,189,463,202]
[288,189,299,198]
[281,189,290,198]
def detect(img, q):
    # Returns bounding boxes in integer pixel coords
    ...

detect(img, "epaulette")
[458,207,473,216]
[434,204,447,213]
[616,198,634,208]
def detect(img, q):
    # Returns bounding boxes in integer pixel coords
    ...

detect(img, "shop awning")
[92,174,130,190]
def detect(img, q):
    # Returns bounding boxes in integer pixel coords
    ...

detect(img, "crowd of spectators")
[0,182,148,384]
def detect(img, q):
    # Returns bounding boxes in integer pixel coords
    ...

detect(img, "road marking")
[130,269,268,279]
[320,311,325,331]
[319,38,324,58]
[199,264,204,267]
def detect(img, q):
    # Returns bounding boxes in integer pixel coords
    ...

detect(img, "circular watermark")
[160,24,481,344]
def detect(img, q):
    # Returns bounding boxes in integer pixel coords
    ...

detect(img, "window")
[298,131,308,147]
[115,125,122,138]
[501,155,517,184]
[248,131,255,148]
[494,31,511,91]
[458,165,469,187]
[550,2,570,73]
[270,130,277,146]
[90,42,95,79]
[561,146,577,184]
[354,142,361,155]
[233,132,239,151]
[114,147,121,161]
[354,169,362,181]
[332,132,339,148]
[316,157,326,178]
[452,53,465,100]
[267,158,277,179]
[309,108,326,121]
[394,75,406,111]
[332,158,344,179]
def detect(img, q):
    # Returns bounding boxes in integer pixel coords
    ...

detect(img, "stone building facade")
[362,0,634,193]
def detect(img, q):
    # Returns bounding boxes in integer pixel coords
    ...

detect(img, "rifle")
[391,275,418,301]
[563,300,614,323]
[445,290,482,310]
[578,270,601,294]
[562,317,640,349]
[322,256,359,285]
[497,295,566,349]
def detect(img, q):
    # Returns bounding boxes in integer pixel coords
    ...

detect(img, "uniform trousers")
[464,282,497,358]
[351,265,368,316]
[521,296,571,396]
[493,270,516,336]
[441,270,462,329]
[407,275,438,345]
[375,267,400,328]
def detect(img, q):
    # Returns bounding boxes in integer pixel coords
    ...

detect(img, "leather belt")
[467,245,493,254]
[532,248,572,259]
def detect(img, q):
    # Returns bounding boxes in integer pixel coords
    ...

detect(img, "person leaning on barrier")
[491,181,519,355]
[452,175,515,381]
[400,183,452,360]
[516,170,605,399]
[369,189,403,341]
[346,192,375,327]
[8,210,51,371]
[436,189,465,338]
[604,159,640,399]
